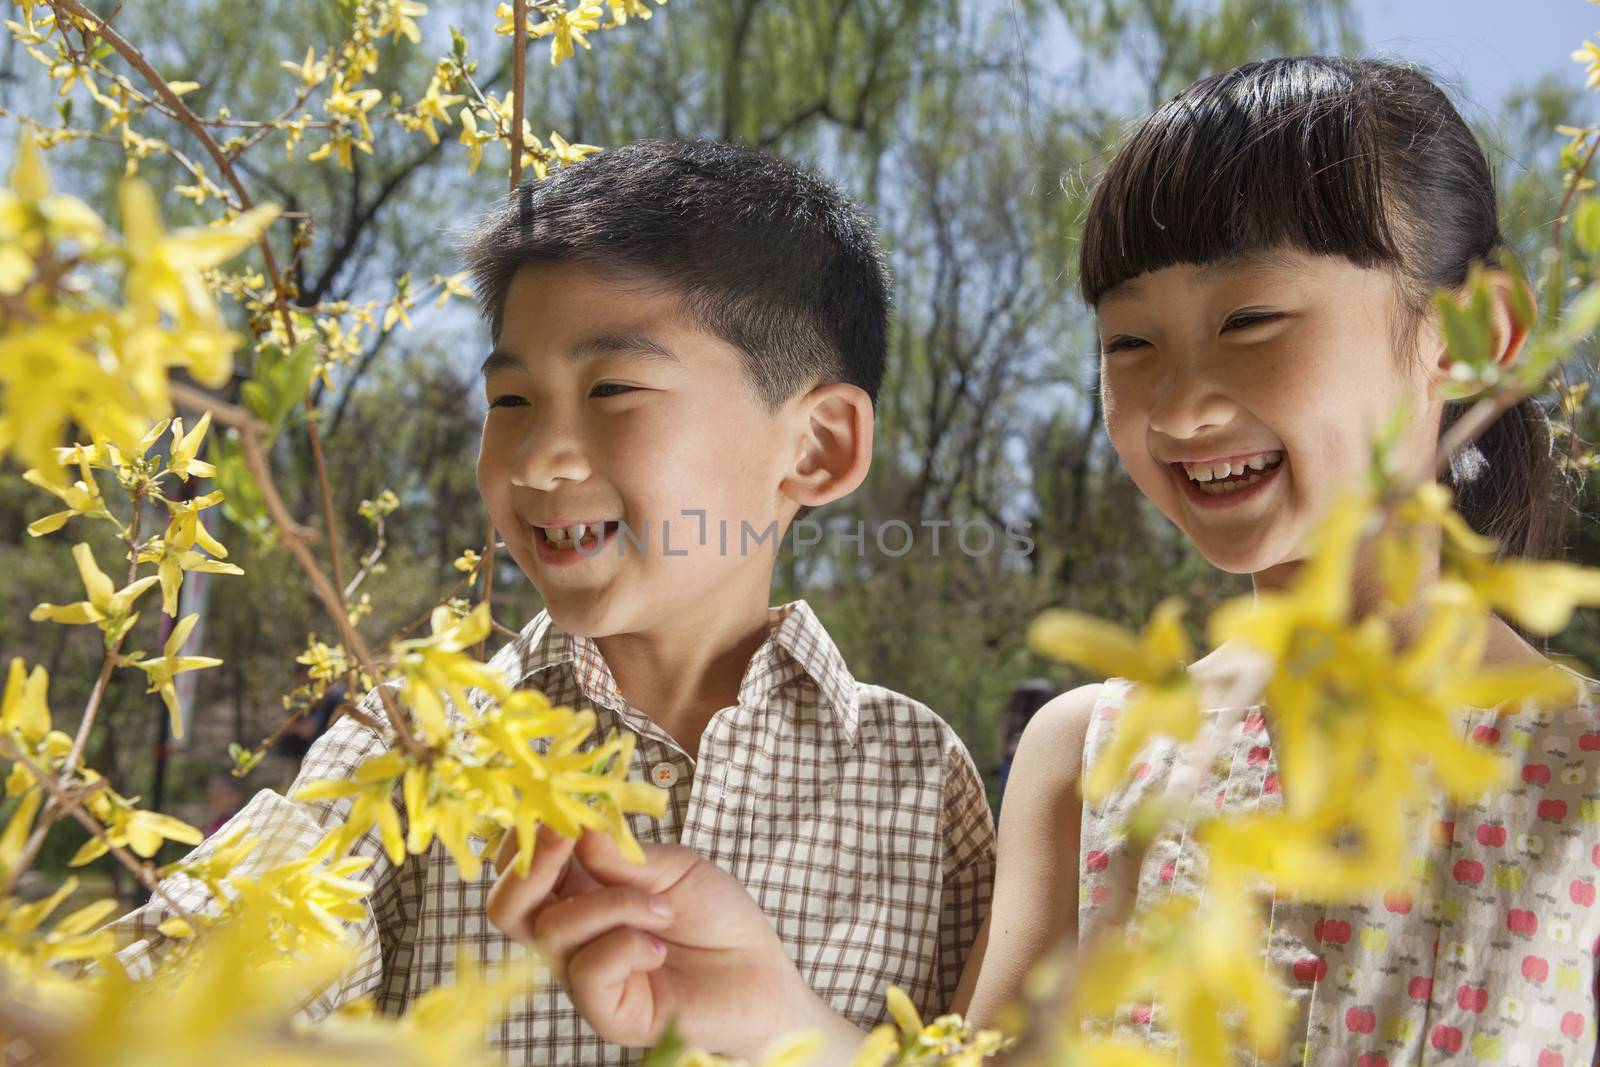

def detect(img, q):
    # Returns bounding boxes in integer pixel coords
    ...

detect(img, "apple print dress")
[1076,676,1600,1067]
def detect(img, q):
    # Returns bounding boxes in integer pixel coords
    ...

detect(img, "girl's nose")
[1146,365,1237,441]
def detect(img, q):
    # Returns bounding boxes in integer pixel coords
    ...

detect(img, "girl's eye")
[488,394,528,409]
[1223,310,1279,332]
[590,382,637,399]
[1102,335,1148,354]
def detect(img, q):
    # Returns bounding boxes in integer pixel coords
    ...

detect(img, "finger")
[565,926,671,1047]
[532,885,675,979]
[574,827,696,892]
[486,829,579,942]
[493,821,567,877]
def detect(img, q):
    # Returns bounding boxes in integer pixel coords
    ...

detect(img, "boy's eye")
[1222,310,1279,332]
[1102,335,1148,354]
[488,394,528,409]
[590,382,636,399]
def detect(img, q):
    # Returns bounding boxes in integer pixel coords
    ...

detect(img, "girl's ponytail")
[1441,396,1569,561]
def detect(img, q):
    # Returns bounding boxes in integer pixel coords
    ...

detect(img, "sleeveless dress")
[1077,677,1600,1067]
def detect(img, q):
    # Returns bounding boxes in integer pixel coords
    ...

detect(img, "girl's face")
[1096,250,1442,579]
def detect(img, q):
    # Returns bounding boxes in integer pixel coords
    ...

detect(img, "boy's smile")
[476,262,801,639]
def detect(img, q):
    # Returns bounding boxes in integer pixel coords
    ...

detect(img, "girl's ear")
[1433,270,1537,378]
[1485,270,1537,371]
[778,383,874,508]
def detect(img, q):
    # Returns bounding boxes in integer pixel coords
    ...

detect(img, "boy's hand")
[485,827,838,1059]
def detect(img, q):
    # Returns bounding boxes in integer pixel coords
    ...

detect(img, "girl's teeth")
[1182,450,1284,484]
[1197,472,1265,495]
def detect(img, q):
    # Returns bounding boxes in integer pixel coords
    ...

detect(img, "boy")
[109,140,994,1066]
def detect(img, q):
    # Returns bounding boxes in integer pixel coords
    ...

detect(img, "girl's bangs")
[1079,58,1404,307]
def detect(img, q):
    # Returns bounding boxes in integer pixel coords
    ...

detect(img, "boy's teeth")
[543,522,608,547]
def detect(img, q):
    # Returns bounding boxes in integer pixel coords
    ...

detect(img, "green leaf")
[1432,289,1492,371]
[1575,199,1600,259]
[212,429,269,538]
[640,1022,688,1067]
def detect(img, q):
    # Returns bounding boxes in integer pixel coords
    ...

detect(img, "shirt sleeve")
[934,738,997,1013]
[103,680,419,1018]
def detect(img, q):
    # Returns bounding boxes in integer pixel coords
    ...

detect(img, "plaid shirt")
[109,599,995,1065]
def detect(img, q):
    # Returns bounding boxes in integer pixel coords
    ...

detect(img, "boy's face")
[1094,250,1442,578]
[477,263,801,638]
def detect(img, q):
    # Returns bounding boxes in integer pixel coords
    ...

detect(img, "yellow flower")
[279,45,328,86]
[165,411,216,480]
[392,603,509,743]
[378,0,428,44]
[1029,597,1198,801]
[435,270,473,307]
[324,71,383,146]
[1,658,53,745]
[308,127,370,172]
[120,179,281,359]
[604,0,665,26]
[296,637,351,683]
[22,457,111,535]
[550,130,601,166]
[72,774,204,864]
[137,501,243,618]
[0,313,153,484]
[0,876,119,965]
[30,542,159,636]
[457,105,496,175]
[410,75,464,146]
[295,680,668,884]
[1460,557,1600,634]
[529,0,605,65]
[1073,877,1289,1067]
[122,613,223,740]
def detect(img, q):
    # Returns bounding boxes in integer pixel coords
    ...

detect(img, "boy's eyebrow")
[479,332,684,377]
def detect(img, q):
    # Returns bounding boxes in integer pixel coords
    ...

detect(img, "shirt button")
[651,762,680,787]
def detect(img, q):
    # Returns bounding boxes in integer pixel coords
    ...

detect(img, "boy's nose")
[510,425,591,490]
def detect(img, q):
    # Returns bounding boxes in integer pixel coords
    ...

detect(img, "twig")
[0,740,196,928]
[168,382,421,754]
[46,0,296,342]
[511,0,528,190]
[1547,129,1600,321]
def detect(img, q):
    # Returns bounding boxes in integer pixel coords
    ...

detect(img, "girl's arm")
[953,684,1099,1026]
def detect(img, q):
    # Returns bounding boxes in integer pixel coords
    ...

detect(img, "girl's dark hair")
[1079,55,1567,560]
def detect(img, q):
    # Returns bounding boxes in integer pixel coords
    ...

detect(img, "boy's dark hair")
[1079,55,1566,561]
[458,139,889,409]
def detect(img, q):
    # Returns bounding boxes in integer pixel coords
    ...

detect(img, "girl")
[485,56,1600,1066]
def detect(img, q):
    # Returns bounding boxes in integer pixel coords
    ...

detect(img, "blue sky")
[1356,0,1596,116]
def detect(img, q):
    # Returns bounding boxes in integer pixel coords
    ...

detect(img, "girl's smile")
[1097,251,1441,576]
[1170,450,1286,509]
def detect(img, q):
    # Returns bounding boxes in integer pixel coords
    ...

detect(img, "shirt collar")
[498,600,860,743]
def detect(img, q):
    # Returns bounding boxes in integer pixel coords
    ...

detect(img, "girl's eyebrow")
[479,333,683,377]
[1098,250,1308,309]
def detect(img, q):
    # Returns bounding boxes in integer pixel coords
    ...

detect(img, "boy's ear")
[1433,269,1536,378]
[779,383,874,509]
